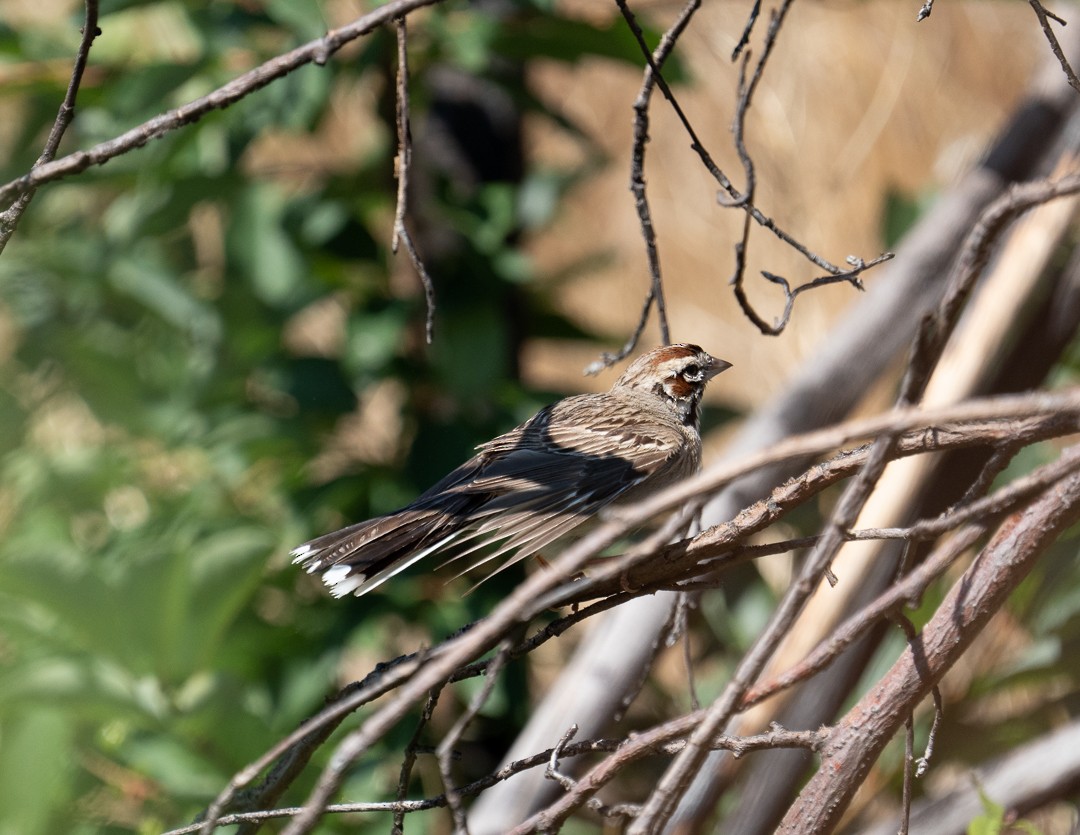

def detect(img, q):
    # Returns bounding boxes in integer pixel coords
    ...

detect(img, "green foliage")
[0,2,656,832]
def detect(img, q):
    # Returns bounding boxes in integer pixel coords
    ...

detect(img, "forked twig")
[1028,0,1080,93]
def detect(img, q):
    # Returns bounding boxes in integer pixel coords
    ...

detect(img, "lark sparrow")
[291,343,730,597]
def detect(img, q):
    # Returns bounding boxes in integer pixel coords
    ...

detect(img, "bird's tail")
[290,508,468,598]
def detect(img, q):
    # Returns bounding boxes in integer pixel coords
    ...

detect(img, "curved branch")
[0,0,445,209]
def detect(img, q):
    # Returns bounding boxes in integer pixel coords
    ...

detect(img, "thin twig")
[673,593,701,711]
[915,686,944,778]
[509,721,827,834]
[722,2,885,333]
[731,0,763,61]
[544,727,582,793]
[900,713,915,835]
[585,0,700,374]
[166,723,827,835]
[954,441,1025,510]
[544,726,642,823]
[392,687,444,835]
[436,643,512,834]
[0,0,100,254]
[391,17,436,344]
[725,0,801,212]
[1028,0,1080,93]
[892,612,920,835]
[734,254,891,336]
[724,51,756,210]
[901,173,1080,405]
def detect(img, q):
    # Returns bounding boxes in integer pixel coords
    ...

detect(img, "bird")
[291,343,730,598]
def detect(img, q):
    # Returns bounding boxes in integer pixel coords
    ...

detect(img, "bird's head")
[614,343,731,428]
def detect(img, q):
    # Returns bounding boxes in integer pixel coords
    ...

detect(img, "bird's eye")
[681,363,702,381]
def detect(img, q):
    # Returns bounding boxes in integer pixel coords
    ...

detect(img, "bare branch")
[168,722,827,835]
[0,0,446,210]
[915,684,943,778]
[900,712,915,835]
[902,171,1080,404]
[391,686,444,835]
[436,643,512,834]
[0,0,100,254]
[508,721,828,833]
[733,254,892,336]
[1028,0,1080,93]
[391,17,437,344]
[673,593,701,711]
[731,0,764,60]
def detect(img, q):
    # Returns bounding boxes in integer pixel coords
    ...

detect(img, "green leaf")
[881,188,926,249]
[0,709,74,835]
[264,0,331,40]
[120,734,225,799]
[227,186,307,308]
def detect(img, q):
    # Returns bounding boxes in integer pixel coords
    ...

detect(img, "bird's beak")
[705,357,733,379]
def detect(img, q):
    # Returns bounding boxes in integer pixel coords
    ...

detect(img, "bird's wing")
[433,395,690,581]
[475,394,687,483]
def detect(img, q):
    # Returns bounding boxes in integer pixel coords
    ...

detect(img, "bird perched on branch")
[291,343,730,598]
